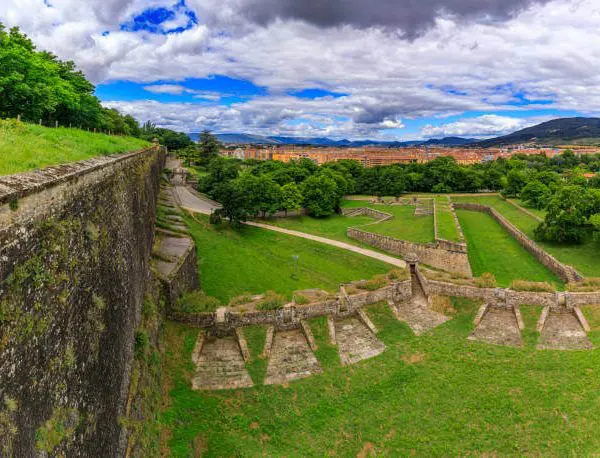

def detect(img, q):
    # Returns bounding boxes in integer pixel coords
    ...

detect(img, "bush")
[475,272,497,288]
[510,280,555,292]
[566,278,600,292]
[173,290,222,313]
[256,291,287,311]
[356,274,389,291]
[293,294,310,305]
[209,212,222,225]
[388,269,409,281]
[134,331,149,357]
[229,293,254,307]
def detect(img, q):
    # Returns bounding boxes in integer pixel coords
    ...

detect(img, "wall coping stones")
[0,147,157,206]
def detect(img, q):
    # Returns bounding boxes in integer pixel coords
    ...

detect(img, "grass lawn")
[452,195,600,278]
[267,200,434,245]
[160,298,600,456]
[265,213,376,243]
[183,213,391,303]
[435,196,461,242]
[456,209,562,288]
[0,120,150,175]
[509,198,547,219]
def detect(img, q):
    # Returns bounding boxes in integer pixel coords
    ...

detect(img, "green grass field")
[160,298,600,456]
[435,196,461,242]
[452,195,600,277]
[268,200,434,245]
[0,120,149,175]
[456,209,562,287]
[183,213,391,303]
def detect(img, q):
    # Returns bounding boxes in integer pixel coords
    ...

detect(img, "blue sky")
[7,0,596,139]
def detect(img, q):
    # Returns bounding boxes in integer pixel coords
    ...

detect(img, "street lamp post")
[291,255,299,280]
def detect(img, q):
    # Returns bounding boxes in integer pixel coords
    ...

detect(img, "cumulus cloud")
[1,0,600,137]
[224,0,551,38]
[420,114,555,138]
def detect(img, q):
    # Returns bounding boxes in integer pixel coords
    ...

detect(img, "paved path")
[176,185,406,269]
[174,185,221,215]
[246,221,406,268]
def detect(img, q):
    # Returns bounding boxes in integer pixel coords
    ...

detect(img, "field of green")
[267,200,435,245]
[0,120,149,175]
[508,198,547,219]
[456,210,562,287]
[452,195,600,277]
[160,298,600,456]
[435,196,461,242]
[183,213,391,303]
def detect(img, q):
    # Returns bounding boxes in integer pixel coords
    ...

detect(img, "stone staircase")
[469,305,523,347]
[537,308,593,350]
[264,329,323,385]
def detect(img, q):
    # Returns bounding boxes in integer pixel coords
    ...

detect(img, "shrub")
[293,294,310,305]
[357,274,389,291]
[173,290,222,313]
[134,331,149,357]
[388,269,409,281]
[429,295,456,316]
[256,291,287,311]
[229,293,254,307]
[566,278,600,292]
[209,212,222,225]
[475,272,497,288]
[510,280,554,292]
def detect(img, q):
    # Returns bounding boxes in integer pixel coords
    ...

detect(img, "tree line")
[0,23,193,151]
[191,133,600,245]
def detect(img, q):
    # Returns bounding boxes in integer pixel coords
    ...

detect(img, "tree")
[212,180,251,226]
[503,170,528,197]
[379,166,406,197]
[255,175,282,218]
[535,186,590,243]
[198,130,222,165]
[520,181,550,209]
[280,183,303,216]
[301,175,339,217]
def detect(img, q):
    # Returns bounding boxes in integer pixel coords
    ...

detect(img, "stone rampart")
[347,227,472,276]
[0,146,164,457]
[453,202,583,283]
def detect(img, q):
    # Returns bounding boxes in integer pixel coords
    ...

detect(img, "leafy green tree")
[212,180,251,226]
[535,186,590,243]
[280,182,303,216]
[301,174,339,217]
[503,170,528,197]
[198,130,222,165]
[520,181,550,209]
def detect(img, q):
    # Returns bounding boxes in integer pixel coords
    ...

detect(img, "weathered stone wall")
[170,281,413,332]
[453,202,582,283]
[0,146,164,457]
[341,207,393,221]
[347,227,472,276]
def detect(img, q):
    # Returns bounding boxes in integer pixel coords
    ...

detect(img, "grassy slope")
[161,298,600,456]
[453,195,600,277]
[184,213,390,303]
[0,120,149,175]
[456,209,562,287]
[435,196,461,242]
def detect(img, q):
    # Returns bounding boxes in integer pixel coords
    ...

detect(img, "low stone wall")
[160,240,200,306]
[342,206,392,221]
[170,281,413,332]
[347,227,472,276]
[454,202,583,283]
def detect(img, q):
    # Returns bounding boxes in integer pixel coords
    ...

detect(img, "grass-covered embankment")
[435,195,461,242]
[160,298,600,456]
[183,213,391,303]
[0,120,150,175]
[456,209,562,287]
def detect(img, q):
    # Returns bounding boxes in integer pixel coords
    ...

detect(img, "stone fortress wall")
[453,202,583,283]
[0,145,165,457]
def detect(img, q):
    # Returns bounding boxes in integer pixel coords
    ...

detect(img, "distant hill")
[476,117,600,147]
[188,132,476,147]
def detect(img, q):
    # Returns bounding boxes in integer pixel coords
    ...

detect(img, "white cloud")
[1,0,600,137]
[421,114,555,138]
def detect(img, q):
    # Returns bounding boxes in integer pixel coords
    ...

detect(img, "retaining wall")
[0,146,164,457]
[453,202,582,283]
[347,227,472,276]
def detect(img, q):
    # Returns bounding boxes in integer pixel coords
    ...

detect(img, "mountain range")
[188,117,600,148]
[187,132,477,147]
